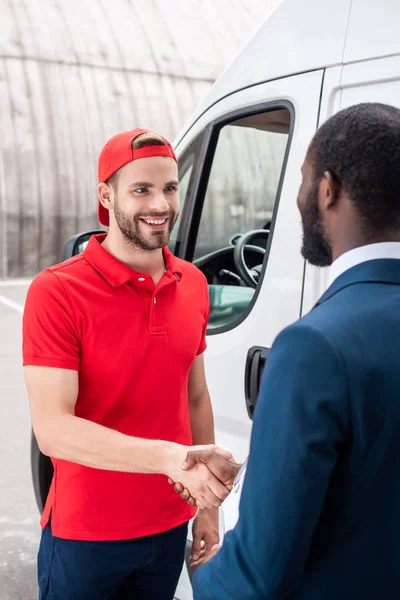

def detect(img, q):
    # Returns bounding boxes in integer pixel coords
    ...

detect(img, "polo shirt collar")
[83,234,183,287]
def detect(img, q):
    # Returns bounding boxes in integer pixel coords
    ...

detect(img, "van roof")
[187,0,400,127]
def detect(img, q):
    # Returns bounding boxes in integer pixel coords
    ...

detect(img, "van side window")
[169,134,204,255]
[192,108,291,331]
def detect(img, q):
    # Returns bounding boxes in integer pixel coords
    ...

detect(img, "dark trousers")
[38,522,188,600]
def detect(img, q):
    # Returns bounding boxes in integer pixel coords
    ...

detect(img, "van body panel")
[344,0,400,63]
[303,55,400,316]
[340,55,400,104]
[174,0,350,145]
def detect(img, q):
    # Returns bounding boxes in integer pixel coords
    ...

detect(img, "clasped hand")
[167,446,242,509]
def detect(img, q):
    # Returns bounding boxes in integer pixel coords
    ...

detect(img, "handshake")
[165,445,242,509]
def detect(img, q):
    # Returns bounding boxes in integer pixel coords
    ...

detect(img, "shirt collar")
[327,242,400,287]
[83,233,183,287]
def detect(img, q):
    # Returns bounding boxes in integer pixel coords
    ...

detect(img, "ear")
[319,171,341,211]
[98,182,114,211]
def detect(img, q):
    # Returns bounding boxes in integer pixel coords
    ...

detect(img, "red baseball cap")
[97,128,177,227]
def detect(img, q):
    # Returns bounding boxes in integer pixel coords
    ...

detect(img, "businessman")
[173,103,400,599]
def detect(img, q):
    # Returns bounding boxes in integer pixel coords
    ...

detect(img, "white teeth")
[144,219,166,225]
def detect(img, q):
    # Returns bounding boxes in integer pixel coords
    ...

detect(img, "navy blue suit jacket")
[193,259,400,599]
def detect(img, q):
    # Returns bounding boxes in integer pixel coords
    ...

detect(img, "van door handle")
[244,346,269,419]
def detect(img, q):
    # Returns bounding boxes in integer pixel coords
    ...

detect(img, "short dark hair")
[106,132,167,190]
[309,103,400,233]
[106,171,119,190]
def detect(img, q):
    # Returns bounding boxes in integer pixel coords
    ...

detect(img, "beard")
[300,181,333,267]
[113,199,177,251]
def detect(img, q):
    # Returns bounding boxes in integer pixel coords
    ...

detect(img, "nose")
[148,191,170,213]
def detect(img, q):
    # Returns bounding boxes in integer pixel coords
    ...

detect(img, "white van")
[30,0,400,597]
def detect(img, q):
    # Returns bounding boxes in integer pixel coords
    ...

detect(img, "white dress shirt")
[327,242,400,287]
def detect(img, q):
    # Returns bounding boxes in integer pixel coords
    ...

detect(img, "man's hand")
[191,542,221,569]
[168,449,242,506]
[190,508,219,569]
[164,444,234,509]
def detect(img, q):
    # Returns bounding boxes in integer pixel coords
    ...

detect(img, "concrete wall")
[0,0,277,277]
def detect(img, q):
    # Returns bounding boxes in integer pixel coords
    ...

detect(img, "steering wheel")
[233,229,269,288]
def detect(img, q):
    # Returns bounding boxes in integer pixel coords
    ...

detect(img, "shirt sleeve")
[193,322,349,600]
[23,269,80,370]
[196,275,211,356]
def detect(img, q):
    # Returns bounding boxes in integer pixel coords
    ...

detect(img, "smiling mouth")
[140,217,169,230]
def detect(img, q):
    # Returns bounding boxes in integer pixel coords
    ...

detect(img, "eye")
[134,187,147,194]
[165,185,178,193]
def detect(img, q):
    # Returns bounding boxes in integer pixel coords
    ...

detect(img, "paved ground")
[0,280,40,600]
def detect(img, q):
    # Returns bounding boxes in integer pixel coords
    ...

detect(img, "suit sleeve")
[23,269,80,370]
[193,322,349,600]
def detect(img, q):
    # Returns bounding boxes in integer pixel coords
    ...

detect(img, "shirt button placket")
[150,292,165,334]
[151,294,157,331]
[135,276,154,327]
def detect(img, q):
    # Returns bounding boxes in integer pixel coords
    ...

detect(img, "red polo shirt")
[23,234,209,540]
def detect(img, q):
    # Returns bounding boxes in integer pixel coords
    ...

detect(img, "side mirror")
[61,230,106,260]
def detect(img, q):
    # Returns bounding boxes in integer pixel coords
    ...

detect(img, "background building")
[0,0,282,278]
